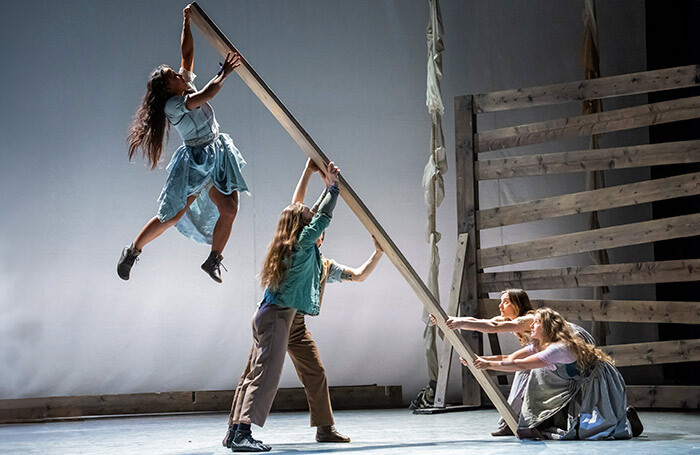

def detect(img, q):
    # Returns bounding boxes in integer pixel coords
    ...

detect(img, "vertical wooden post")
[455,95,482,406]
[433,233,468,408]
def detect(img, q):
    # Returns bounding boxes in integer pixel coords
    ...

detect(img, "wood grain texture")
[475,65,700,113]
[626,385,700,409]
[434,234,468,408]
[604,339,700,367]
[475,96,700,152]
[454,95,482,407]
[475,140,700,180]
[479,298,700,324]
[477,172,700,229]
[478,259,700,292]
[478,213,700,268]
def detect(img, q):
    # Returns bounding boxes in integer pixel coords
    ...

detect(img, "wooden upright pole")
[188,2,518,433]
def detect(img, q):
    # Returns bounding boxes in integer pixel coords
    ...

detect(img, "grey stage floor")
[1,408,698,455]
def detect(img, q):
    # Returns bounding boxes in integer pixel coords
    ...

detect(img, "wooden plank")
[626,385,700,409]
[478,258,700,292]
[434,234,468,408]
[189,4,517,432]
[477,172,700,229]
[0,391,230,424]
[271,385,402,412]
[454,95,483,407]
[604,339,700,367]
[475,95,700,152]
[0,386,402,424]
[478,213,700,268]
[474,65,700,113]
[476,140,700,180]
[479,298,700,324]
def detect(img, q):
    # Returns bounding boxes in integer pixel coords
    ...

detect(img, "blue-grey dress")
[516,337,631,440]
[157,69,249,244]
[496,323,595,432]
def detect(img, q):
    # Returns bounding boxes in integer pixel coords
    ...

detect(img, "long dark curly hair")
[127,65,171,169]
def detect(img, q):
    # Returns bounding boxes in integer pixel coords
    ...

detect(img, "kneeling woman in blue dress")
[470,307,643,440]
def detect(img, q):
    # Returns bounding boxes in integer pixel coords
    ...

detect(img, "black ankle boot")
[117,244,141,280]
[231,425,271,452]
[222,424,238,448]
[627,406,644,437]
[201,251,226,283]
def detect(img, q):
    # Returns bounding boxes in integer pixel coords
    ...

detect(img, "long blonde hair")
[501,289,535,345]
[260,203,310,290]
[536,307,613,371]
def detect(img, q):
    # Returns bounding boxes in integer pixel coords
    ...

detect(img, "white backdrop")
[0,1,653,403]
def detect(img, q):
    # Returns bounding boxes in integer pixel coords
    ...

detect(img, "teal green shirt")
[263,185,339,315]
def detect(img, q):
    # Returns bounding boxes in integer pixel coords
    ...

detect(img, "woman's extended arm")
[181,5,194,72]
[292,159,319,205]
[339,236,384,282]
[185,52,241,110]
[444,315,533,334]
[471,345,547,372]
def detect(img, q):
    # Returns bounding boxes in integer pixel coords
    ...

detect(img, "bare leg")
[133,195,196,250]
[208,187,238,254]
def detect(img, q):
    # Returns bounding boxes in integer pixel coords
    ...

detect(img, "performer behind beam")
[227,161,340,452]
[223,159,384,448]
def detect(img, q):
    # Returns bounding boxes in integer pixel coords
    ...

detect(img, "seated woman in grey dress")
[435,290,595,436]
[471,307,643,440]
[432,289,534,436]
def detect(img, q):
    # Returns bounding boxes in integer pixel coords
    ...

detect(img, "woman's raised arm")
[181,5,194,72]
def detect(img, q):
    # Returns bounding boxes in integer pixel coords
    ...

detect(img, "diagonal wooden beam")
[188,3,517,433]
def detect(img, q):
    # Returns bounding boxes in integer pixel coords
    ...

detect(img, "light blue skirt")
[157,133,249,244]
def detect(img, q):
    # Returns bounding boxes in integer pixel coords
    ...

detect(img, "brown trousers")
[229,303,297,427]
[229,311,334,428]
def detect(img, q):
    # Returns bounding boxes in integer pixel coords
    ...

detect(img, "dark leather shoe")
[316,425,350,443]
[201,251,225,283]
[491,426,513,437]
[222,424,238,448]
[231,429,271,452]
[627,406,644,437]
[117,244,140,280]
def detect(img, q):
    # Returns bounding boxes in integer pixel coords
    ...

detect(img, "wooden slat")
[272,385,402,412]
[434,234,468,408]
[475,95,700,152]
[478,213,700,268]
[454,95,482,407]
[604,339,700,367]
[478,259,700,292]
[0,386,402,424]
[474,65,700,113]
[0,391,233,424]
[476,140,700,180]
[477,172,700,229]
[626,385,700,409]
[189,4,518,432]
[479,298,700,324]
